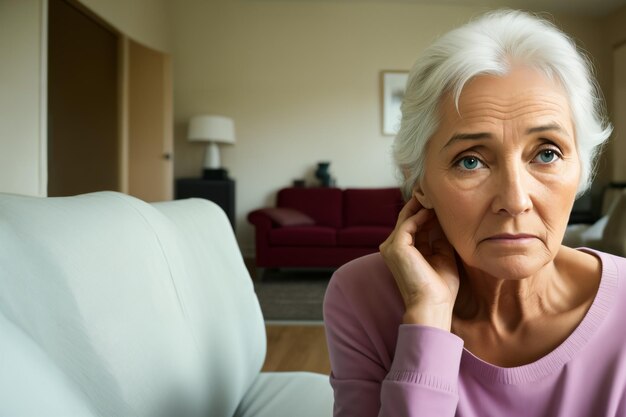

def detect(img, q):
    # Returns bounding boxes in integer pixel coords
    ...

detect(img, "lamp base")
[203,168,229,180]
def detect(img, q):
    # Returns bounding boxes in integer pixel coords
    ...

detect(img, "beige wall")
[0,0,46,197]
[170,1,612,256]
[78,0,172,52]
[557,14,614,188]
[606,5,626,47]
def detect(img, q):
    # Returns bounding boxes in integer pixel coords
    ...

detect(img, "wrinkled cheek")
[423,172,487,250]
[537,180,578,243]
[542,210,572,248]
[432,194,479,253]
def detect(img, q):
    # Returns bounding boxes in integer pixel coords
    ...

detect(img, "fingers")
[396,196,433,231]
[404,205,452,257]
[381,198,460,326]
[414,217,432,256]
[383,196,446,258]
[397,206,433,239]
[395,195,423,226]
[384,196,435,249]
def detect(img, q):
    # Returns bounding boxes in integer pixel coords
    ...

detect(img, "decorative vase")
[315,162,331,187]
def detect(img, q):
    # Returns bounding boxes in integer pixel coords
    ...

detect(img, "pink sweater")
[323,250,626,416]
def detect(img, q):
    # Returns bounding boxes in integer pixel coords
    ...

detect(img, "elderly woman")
[323,10,623,417]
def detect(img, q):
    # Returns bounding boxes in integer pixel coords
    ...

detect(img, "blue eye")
[534,149,560,164]
[458,156,483,170]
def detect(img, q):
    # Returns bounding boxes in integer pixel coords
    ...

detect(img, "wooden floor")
[246,258,331,375]
[262,324,331,375]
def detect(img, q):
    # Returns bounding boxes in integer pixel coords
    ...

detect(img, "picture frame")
[380,70,409,136]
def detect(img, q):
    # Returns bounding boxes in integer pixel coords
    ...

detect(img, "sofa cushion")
[337,226,393,247]
[343,188,403,227]
[261,207,315,227]
[269,226,336,247]
[277,188,343,228]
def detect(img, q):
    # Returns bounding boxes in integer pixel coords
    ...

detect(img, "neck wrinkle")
[453,260,562,333]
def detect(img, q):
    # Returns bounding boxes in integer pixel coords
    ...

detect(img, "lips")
[481,233,539,245]
[486,233,537,240]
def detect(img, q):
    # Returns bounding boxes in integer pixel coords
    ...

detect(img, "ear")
[412,181,433,209]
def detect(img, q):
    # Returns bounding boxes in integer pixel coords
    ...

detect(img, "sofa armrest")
[248,209,276,229]
[247,208,316,268]
[247,209,278,268]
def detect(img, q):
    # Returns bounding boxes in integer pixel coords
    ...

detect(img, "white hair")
[393,9,612,200]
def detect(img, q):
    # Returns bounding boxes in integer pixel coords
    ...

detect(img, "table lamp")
[188,115,236,180]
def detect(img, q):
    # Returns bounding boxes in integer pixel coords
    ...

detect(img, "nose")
[491,164,533,216]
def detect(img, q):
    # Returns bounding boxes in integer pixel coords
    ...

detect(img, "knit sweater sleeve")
[324,267,464,417]
[381,325,464,416]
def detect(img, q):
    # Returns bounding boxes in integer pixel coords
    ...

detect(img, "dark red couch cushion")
[343,188,403,227]
[269,226,336,247]
[337,226,393,247]
[277,187,343,228]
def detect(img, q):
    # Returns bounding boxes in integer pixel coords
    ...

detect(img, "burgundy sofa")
[247,187,404,271]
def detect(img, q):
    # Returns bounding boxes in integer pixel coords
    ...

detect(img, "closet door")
[126,38,173,202]
[47,0,119,196]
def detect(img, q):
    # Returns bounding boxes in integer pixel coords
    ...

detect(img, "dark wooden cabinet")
[176,178,235,229]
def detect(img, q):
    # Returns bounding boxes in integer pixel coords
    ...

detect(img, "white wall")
[170,1,612,256]
[0,0,46,196]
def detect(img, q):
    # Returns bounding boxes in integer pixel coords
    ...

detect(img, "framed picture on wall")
[380,70,409,136]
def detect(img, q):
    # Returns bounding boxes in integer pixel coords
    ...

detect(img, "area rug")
[253,269,334,321]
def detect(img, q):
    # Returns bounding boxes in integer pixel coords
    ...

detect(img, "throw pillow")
[263,207,315,227]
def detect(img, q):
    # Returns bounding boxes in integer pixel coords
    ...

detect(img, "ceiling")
[404,0,626,17]
[271,0,626,17]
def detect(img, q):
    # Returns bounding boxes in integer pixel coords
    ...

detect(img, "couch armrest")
[247,209,276,229]
[247,209,277,268]
[247,208,316,268]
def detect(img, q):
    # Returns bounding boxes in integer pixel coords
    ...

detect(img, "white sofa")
[0,191,333,417]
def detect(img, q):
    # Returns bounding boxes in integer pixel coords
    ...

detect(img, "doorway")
[47,0,173,201]
[47,0,119,196]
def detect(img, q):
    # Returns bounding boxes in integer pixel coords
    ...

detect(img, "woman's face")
[417,66,580,279]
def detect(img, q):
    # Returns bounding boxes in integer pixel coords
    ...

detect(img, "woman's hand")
[379,196,460,331]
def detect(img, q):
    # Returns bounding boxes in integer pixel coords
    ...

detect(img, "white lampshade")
[188,115,235,171]
[188,115,235,144]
